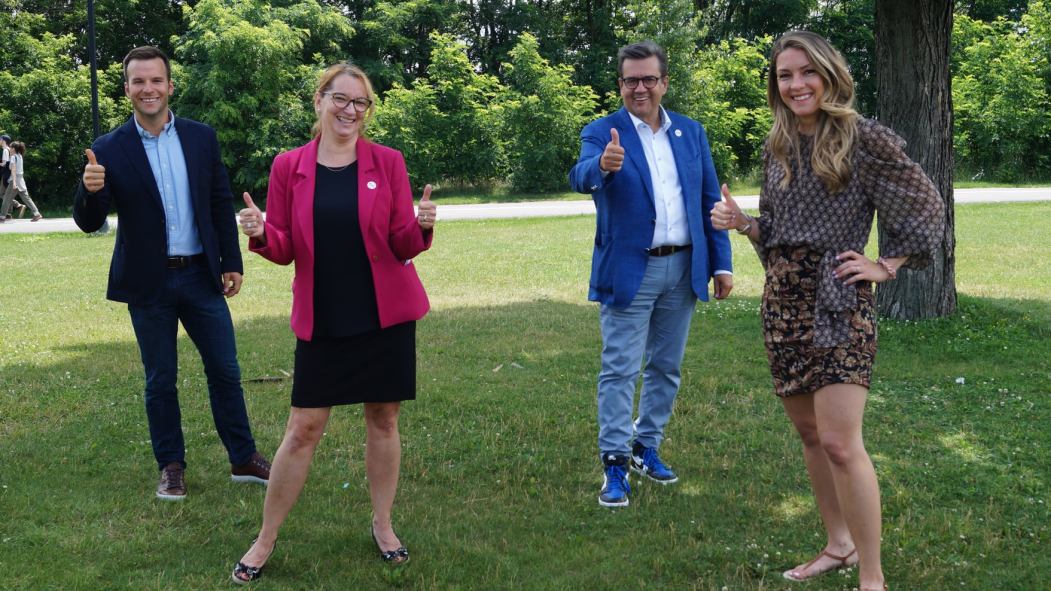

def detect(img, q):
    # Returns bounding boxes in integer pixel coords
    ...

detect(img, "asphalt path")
[2,187,1049,235]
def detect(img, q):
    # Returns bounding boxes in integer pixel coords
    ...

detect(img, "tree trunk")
[874,0,957,319]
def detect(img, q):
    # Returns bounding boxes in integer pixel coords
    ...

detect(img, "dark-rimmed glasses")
[618,76,662,89]
[323,92,373,112]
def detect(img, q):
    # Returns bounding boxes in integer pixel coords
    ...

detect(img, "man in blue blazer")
[74,46,270,501]
[569,41,733,508]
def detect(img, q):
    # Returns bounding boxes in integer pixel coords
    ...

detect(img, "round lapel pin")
[367,181,377,190]
[674,129,682,137]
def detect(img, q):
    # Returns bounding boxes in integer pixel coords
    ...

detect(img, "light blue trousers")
[597,249,696,457]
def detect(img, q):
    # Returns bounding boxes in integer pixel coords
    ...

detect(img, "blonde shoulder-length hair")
[766,31,859,193]
[311,62,377,139]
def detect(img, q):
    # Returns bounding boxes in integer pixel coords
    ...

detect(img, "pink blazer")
[249,137,433,341]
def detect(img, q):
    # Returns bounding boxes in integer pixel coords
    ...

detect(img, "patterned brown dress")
[755,118,944,397]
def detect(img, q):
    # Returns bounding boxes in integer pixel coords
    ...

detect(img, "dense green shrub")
[952,4,1051,181]
[498,33,599,193]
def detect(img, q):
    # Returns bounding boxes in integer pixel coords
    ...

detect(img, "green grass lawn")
[1,203,1049,590]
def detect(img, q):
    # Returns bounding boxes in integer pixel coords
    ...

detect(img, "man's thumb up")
[82,148,106,193]
[601,128,624,173]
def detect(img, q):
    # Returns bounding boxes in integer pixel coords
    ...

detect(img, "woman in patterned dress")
[711,31,944,591]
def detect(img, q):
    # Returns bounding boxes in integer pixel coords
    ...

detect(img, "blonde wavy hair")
[766,31,859,193]
[312,62,377,139]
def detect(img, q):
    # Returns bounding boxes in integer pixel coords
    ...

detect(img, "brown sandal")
[782,547,857,582]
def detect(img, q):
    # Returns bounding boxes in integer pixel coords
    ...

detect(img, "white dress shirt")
[626,108,690,249]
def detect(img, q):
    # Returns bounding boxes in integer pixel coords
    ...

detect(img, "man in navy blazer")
[569,41,733,508]
[74,46,270,501]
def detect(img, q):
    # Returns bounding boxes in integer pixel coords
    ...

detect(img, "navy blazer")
[569,107,732,307]
[73,116,243,305]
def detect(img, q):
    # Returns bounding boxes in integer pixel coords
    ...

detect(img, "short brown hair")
[123,46,171,81]
[11,141,25,155]
[617,41,668,77]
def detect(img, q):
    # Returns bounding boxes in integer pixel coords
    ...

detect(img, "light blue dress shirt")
[134,112,202,256]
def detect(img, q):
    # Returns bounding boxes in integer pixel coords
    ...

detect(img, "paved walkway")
[2,187,1049,235]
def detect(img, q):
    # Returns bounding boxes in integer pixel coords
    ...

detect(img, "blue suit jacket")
[73,116,243,305]
[569,107,732,307]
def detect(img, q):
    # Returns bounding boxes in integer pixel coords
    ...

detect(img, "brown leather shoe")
[231,451,271,485]
[157,462,186,500]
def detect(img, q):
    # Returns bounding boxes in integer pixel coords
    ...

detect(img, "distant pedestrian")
[5,142,42,221]
[0,134,17,222]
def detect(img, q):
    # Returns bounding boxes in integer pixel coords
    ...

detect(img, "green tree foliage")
[701,0,816,42]
[173,0,353,194]
[0,8,124,206]
[957,0,1029,21]
[953,6,1051,180]
[560,0,619,101]
[341,0,458,93]
[372,33,504,188]
[678,36,772,180]
[810,0,876,115]
[7,0,1051,207]
[498,33,599,192]
[14,0,189,76]
[612,0,703,112]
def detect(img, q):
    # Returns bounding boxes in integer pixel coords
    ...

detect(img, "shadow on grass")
[1,295,1049,589]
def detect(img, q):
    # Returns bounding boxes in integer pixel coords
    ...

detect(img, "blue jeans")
[128,263,257,470]
[597,249,696,457]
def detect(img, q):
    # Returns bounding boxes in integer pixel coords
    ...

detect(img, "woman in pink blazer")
[232,63,435,583]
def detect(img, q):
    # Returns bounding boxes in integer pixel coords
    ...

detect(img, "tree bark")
[874,0,957,319]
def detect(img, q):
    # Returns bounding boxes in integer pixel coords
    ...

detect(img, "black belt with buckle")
[166,254,206,269]
[647,244,691,257]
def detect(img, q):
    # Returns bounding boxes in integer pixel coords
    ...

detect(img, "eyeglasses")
[323,92,373,112]
[618,76,662,89]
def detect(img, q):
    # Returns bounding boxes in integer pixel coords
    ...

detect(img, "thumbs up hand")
[238,192,265,240]
[710,184,746,232]
[416,184,436,231]
[599,128,624,173]
[83,149,106,193]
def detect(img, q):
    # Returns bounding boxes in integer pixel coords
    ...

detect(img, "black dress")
[291,163,416,407]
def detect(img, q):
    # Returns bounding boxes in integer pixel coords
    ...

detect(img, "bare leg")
[236,406,332,570]
[364,402,403,554]
[813,383,884,589]
[782,393,858,579]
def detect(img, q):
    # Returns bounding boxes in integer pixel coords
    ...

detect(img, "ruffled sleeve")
[857,120,945,269]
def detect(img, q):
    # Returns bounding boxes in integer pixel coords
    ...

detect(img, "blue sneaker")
[598,454,630,507]
[631,443,678,484]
